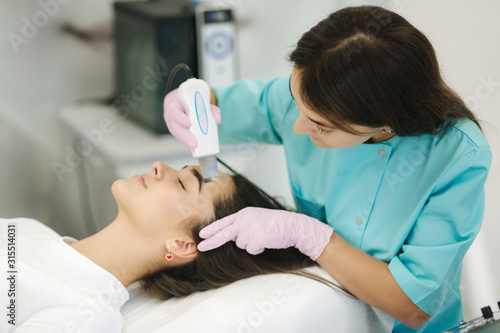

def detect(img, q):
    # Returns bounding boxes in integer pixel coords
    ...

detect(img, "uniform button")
[356,218,362,225]
[378,149,385,156]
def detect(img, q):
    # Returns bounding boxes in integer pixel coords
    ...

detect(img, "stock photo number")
[6,224,17,326]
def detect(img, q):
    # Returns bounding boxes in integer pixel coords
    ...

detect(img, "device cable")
[165,63,195,95]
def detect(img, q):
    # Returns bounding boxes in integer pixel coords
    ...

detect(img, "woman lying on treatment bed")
[0,161,343,333]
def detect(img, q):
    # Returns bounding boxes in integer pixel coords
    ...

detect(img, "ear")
[165,236,198,261]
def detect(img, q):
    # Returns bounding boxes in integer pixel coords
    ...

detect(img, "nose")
[152,161,176,180]
[293,112,313,135]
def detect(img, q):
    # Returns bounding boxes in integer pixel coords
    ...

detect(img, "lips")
[134,174,147,188]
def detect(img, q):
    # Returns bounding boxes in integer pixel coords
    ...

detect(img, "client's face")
[112,161,233,237]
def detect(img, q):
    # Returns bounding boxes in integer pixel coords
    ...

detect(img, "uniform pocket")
[292,190,326,223]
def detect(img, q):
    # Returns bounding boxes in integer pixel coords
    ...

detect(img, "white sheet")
[121,267,394,332]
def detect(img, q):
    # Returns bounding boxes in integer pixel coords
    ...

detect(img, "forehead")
[290,67,301,97]
[290,67,317,113]
[290,68,331,123]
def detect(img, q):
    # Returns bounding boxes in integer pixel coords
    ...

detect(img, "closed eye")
[316,125,334,135]
[178,178,185,190]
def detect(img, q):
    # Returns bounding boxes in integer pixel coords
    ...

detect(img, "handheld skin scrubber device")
[178,78,219,182]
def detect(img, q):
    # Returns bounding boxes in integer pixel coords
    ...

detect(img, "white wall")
[0,0,498,322]
[400,1,500,319]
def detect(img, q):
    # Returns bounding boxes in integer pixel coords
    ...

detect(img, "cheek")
[146,190,192,222]
[147,194,212,229]
[150,202,190,225]
[133,199,193,234]
[318,133,369,148]
[309,135,330,148]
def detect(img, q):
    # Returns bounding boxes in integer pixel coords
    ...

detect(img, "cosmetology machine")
[443,301,500,332]
[170,63,219,181]
[114,0,237,134]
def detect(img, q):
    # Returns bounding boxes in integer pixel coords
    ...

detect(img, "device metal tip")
[203,176,218,183]
[198,155,218,183]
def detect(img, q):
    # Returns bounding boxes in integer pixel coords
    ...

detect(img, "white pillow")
[121,266,394,333]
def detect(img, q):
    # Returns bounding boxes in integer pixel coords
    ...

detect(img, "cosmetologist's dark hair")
[288,5,480,136]
[141,169,342,300]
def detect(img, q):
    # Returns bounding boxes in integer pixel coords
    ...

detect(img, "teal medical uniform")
[213,76,492,333]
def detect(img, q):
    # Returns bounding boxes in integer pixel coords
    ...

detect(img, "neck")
[70,219,165,287]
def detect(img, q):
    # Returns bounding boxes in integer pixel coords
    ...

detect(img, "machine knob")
[481,306,493,319]
[497,301,500,311]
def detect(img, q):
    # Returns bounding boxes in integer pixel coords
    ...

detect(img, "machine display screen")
[204,10,232,24]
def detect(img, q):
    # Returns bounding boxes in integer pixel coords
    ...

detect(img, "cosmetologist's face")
[290,67,378,148]
[112,161,233,237]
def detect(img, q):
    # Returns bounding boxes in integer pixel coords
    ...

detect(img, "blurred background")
[0,0,498,322]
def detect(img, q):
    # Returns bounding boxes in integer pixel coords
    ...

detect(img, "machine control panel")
[195,4,238,86]
[443,301,500,332]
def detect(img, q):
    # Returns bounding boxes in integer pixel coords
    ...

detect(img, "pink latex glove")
[163,88,222,149]
[198,207,334,260]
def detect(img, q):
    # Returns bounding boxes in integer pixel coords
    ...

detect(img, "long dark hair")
[141,169,342,300]
[289,5,480,136]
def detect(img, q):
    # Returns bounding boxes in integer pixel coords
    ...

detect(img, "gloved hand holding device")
[163,88,221,149]
[197,207,334,260]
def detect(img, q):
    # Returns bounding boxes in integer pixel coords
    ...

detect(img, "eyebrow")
[190,168,203,192]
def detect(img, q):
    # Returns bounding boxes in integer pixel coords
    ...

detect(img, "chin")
[111,178,124,190]
[110,179,137,219]
[111,179,128,201]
